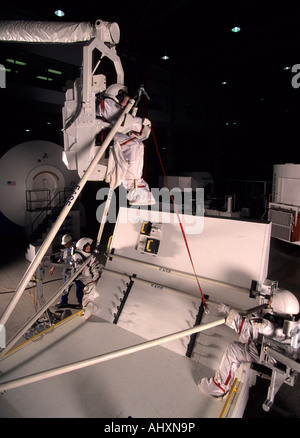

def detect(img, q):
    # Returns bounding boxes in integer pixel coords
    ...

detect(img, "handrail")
[219,378,239,418]
[26,189,51,211]
[102,267,267,315]
[29,188,75,236]
[0,317,226,392]
[108,252,251,295]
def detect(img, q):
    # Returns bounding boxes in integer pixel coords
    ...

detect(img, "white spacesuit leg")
[124,178,156,205]
[198,341,257,398]
[121,139,155,205]
[105,143,128,190]
[105,138,155,205]
[82,282,99,320]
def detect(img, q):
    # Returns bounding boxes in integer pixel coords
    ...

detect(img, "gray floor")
[0,236,300,417]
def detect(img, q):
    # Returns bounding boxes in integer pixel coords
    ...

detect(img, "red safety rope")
[151,126,208,309]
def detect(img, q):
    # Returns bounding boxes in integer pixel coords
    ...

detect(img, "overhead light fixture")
[55,9,65,17]
[6,58,27,66]
[47,68,62,75]
[231,26,241,33]
[36,75,53,81]
[162,51,169,61]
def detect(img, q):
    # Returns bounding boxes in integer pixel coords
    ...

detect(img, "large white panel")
[107,207,271,290]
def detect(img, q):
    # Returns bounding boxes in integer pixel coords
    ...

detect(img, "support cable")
[151,127,208,309]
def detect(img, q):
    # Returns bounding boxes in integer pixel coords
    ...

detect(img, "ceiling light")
[47,68,62,75]
[55,9,65,17]
[162,51,169,61]
[6,58,27,66]
[36,75,53,81]
[231,26,241,33]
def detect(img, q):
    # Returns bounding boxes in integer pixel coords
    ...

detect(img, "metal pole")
[103,267,265,313]
[96,188,114,248]
[240,303,268,316]
[103,267,203,302]
[0,255,93,359]
[0,98,136,329]
[0,318,226,392]
[109,253,250,295]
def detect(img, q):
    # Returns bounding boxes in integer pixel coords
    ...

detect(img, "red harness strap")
[120,137,133,146]
[99,99,108,143]
[213,378,226,393]
[238,317,245,335]
[120,126,144,146]
[151,126,207,309]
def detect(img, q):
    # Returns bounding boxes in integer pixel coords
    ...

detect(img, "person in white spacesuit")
[96,83,155,206]
[198,288,300,399]
[50,234,83,308]
[72,237,103,320]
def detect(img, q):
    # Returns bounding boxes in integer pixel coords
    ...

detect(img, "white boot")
[81,283,98,320]
[82,301,94,320]
[198,377,229,400]
[126,179,156,206]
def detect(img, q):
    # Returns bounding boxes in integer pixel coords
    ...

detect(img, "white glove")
[91,262,102,278]
[142,118,151,127]
[218,303,231,315]
[134,118,151,141]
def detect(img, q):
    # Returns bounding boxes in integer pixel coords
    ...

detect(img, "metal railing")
[26,189,51,212]
[27,188,77,237]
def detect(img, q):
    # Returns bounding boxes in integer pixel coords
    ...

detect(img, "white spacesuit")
[198,289,300,399]
[72,237,102,319]
[96,83,155,206]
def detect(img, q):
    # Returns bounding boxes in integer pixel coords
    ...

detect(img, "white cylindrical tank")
[272,163,300,206]
[0,140,78,230]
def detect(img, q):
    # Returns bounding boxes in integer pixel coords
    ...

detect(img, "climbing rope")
[151,126,208,309]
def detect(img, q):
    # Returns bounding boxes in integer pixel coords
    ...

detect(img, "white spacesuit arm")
[96,98,120,123]
[131,116,143,132]
[253,319,274,338]
[72,252,83,269]
[219,305,252,341]
[130,117,151,141]
[225,309,250,335]
[90,260,103,279]
[227,311,275,343]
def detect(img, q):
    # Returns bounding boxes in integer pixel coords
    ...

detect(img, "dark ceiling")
[2,1,300,80]
[1,1,300,181]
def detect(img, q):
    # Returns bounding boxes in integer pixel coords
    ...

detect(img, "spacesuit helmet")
[76,237,93,256]
[105,83,128,104]
[271,288,300,316]
[61,234,72,245]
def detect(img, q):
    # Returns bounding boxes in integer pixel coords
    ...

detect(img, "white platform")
[0,209,272,418]
[0,311,252,418]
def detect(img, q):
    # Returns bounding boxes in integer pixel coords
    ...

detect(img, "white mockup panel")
[107,207,271,290]
[93,208,271,356]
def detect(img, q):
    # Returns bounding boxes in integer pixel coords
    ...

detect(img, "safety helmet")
[76,237,93,256]
[61,234,73,245]
[272,288,300,315]
[105,83,128,104]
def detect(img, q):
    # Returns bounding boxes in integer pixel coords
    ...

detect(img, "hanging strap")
[151,126,208,309]
[120,126,144,146]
